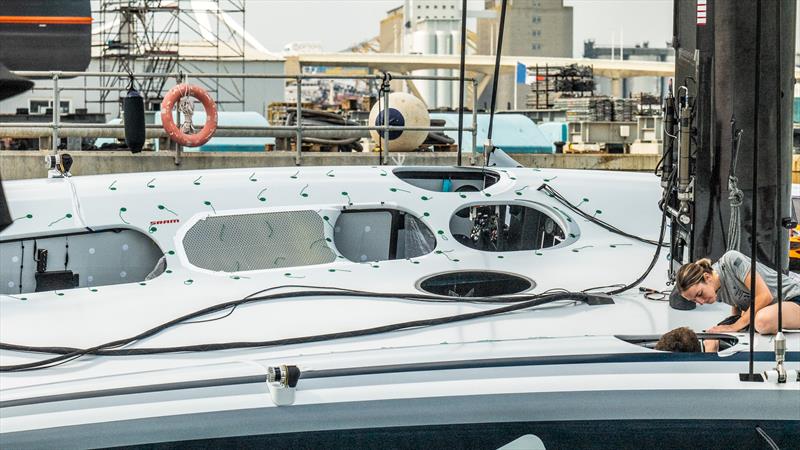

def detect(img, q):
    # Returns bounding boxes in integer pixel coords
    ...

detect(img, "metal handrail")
[8,70,480,166]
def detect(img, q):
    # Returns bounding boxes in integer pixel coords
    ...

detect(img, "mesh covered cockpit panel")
[182,211,336,272]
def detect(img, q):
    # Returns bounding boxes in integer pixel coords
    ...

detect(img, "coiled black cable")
[604,171,675,295]
[537,183,668,247]
[0,289,604,372]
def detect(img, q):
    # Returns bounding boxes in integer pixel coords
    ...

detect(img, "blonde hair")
[676,258,713,293]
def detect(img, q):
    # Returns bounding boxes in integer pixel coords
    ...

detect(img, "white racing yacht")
[0,164,797,448]
[1,0,798,447]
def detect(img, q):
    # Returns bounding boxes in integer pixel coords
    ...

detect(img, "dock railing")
[2,71,480,166]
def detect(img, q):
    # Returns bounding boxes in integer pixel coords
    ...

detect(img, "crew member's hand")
[707,324,738,333]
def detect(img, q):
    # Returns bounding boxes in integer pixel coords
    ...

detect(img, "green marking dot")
[26,214,33,218]
[120,207,127,212]
[184,279,194,285]
[66,213,73,218]
[259,197,266,202]
[535,251,543,256]
[435,250,443,254]
[56,292,64,296]
[569,233,576,238]
[497,255,504,259]
[328,269,336,272]
[204,201,211,206]
[231,276,240,280]
[167,250,175,255]
[20,297,27,301]
[139,282,147,286]
[390,188,398,192]
[325,237,332,242]
[411,261,420,264]
[484,193,491,197]
[515,191,523,196]
[459,193,467,198]
[165,269,173,274]
[323,215,329,220]
[158,205,165,210]
[301,193,308,197]
[421,196,430,201]
[423,212,430,217]
[149,226,157,233]
[89,289,97,292]
[437,230,445,235]
[341,191,348,195]
[452,259,460,262]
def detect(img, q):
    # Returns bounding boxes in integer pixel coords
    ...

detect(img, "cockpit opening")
[393,167,500,192]
[450,203,566,252]
[334,209,436,262]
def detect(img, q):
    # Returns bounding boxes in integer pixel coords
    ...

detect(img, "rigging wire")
[605,173,672,295]
[482,0,508,183]
[456,0,468,166]
[536,183,669,247]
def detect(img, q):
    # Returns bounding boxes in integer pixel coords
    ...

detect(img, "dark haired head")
[655,327,701,353]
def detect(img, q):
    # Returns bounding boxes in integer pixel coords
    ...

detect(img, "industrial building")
[0,1,284,124]
[379,0,573,110]
[583,40,672,98]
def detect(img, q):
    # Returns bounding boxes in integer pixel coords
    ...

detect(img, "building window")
[532,30,541,37]
[29,99,70,114]
[532,43,541,50]
[532,16,541,23]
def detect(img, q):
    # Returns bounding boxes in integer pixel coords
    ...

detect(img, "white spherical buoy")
[368,92,429,152]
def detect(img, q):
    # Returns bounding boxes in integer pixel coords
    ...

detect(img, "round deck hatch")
[418,271,533,298]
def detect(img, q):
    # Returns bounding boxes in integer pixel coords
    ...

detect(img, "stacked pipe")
[422,118,455,148]
[284,108,363,152]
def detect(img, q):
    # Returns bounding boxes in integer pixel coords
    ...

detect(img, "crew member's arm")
[708,270,773,332]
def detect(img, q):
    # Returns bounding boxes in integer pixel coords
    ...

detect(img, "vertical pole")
[51,73,60,154]
[471,78,478,165]
[513,75,518,110]
[747,0,763,382]
[175,74,184,166]
[295,75,303,165]
[456,0,468,167]
[545,63,549,107]
[382,82,390,165]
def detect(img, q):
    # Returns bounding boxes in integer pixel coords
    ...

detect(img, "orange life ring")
[160,83,218,147]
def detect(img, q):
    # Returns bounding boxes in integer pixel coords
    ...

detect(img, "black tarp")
[0,172,11,232]
[0,62,33,101]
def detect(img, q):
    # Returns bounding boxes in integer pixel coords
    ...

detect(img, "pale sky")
[245,0,674,57]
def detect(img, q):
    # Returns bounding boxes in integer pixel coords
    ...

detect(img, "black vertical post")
[746,0,762,381]
[456,0,468,167]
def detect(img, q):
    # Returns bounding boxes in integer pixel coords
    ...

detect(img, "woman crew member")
[676,250,800,336]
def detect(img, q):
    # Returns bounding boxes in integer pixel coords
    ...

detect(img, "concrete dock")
[2,150,800,181]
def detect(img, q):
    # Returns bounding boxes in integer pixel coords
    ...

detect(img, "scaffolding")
[525,64,595,110]
[92,0,247,114]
